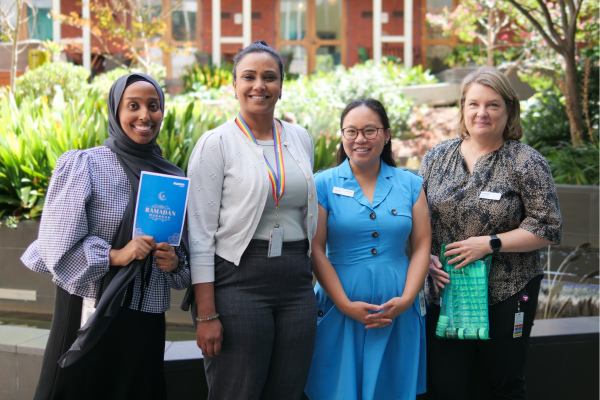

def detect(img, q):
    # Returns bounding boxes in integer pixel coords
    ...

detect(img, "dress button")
[391,209,397,215]
[372,232,378,238]
[306,174,311,179]
[296,158,300,162]
[309,194,313,199]
[309,214,313,218]
[318,310,324,317]
[370,212,376,219]
[371,248,378,255]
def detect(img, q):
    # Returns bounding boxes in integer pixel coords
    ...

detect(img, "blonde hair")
[457,66,523,141]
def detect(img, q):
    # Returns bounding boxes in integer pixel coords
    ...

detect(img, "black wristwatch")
[489,235,502,254]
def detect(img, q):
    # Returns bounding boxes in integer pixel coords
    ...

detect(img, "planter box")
[556,185,599,248]
[399,82,461,106]
[435,66,536,101]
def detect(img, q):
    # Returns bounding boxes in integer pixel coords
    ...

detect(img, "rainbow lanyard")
[235,113,285,208]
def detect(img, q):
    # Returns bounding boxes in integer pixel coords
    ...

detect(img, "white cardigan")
[187,119,318,284]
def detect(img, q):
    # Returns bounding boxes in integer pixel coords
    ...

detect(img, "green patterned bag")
[435,244,493,340]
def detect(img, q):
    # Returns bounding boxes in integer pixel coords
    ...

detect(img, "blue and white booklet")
[132,171,190,246]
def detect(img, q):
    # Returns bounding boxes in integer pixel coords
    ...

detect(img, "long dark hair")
[233,41,285,82]
[337,98,396,167]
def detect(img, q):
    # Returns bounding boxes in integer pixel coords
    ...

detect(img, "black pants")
[426,275,542,400]
[34,286,167,400]
[197,240,318,400]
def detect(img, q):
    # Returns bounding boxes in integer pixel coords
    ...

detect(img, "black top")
[419,138,562,305]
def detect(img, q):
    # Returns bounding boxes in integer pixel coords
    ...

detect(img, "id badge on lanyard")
[235,114,286,258]
[269,207,284,258]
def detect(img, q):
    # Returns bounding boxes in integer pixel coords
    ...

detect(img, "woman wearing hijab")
[21,73,190,400]
[187,41,318,399]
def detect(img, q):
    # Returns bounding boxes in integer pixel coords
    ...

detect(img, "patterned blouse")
[418,138,562,305]
[21,146,191,313]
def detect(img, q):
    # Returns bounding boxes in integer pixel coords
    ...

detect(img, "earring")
[385,140,389,144]
[279,92,282,99]
[234,92,238,99]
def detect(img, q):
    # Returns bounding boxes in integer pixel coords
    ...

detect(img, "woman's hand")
[153,242,178,272]
[429,254,450,292]
[444,236,492,269]
[109,236,156,267]
[196,318,223,358]
[365,296,412,329]
[339,301,387,327]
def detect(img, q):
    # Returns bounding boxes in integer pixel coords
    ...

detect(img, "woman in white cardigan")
[186,41,318,400]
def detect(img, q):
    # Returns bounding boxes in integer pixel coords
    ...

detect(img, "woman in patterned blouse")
[418,66,562,399]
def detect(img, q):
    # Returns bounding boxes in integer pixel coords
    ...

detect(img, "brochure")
[132,171,190,246]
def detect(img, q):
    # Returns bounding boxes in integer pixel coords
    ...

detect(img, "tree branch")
[557,0,570,36]
[567,0,584,50]
[535,0,566,46]
[505,0,564,54]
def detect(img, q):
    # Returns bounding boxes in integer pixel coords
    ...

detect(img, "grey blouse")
[418,138,562,305]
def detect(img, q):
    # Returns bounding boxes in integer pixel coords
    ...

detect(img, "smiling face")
[341,105,391,169]
[233,52,282,116]
[118,81,163,144]
[463,83,509,142]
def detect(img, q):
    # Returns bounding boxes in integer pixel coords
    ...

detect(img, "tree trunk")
[563,49,584,146]
[10,0,23,93]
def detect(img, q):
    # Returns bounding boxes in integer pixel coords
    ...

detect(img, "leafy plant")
[313,134,341,172]
[157,102,228,172]
[15,62,90,102]
[521,89,571,150]
[543,142,599,186]
[522,48,599,153]
[181,63,233,92]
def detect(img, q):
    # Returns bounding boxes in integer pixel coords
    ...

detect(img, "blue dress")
[305,159,427,400]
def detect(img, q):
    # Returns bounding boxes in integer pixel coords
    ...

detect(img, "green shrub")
[181,63,233,92]
[0,87,109,218]
[278,61,432,137]
[522,46,599,150]
[15,62,90,102]
[521,89,571,150]
[544,142,599,186]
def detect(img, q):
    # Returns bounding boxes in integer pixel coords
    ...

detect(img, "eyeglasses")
[340,127,384,140]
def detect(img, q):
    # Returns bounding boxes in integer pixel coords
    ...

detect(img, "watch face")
[490,238,502,249]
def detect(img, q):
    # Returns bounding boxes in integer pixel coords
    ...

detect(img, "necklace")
[469,138,477,159]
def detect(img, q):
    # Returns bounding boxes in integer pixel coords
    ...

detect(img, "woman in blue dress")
[305,99,431,400]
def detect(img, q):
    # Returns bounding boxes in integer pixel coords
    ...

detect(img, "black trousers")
[34,285,167,400]
[197,240,318,400]
[426,275,542,400]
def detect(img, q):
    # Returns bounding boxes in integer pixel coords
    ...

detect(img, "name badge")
[480,191,502,200]
[333,187,354,197]
[268,227,284,258]
[513,312,524,338]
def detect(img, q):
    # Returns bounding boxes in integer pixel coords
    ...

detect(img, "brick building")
[24,0,458,78]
